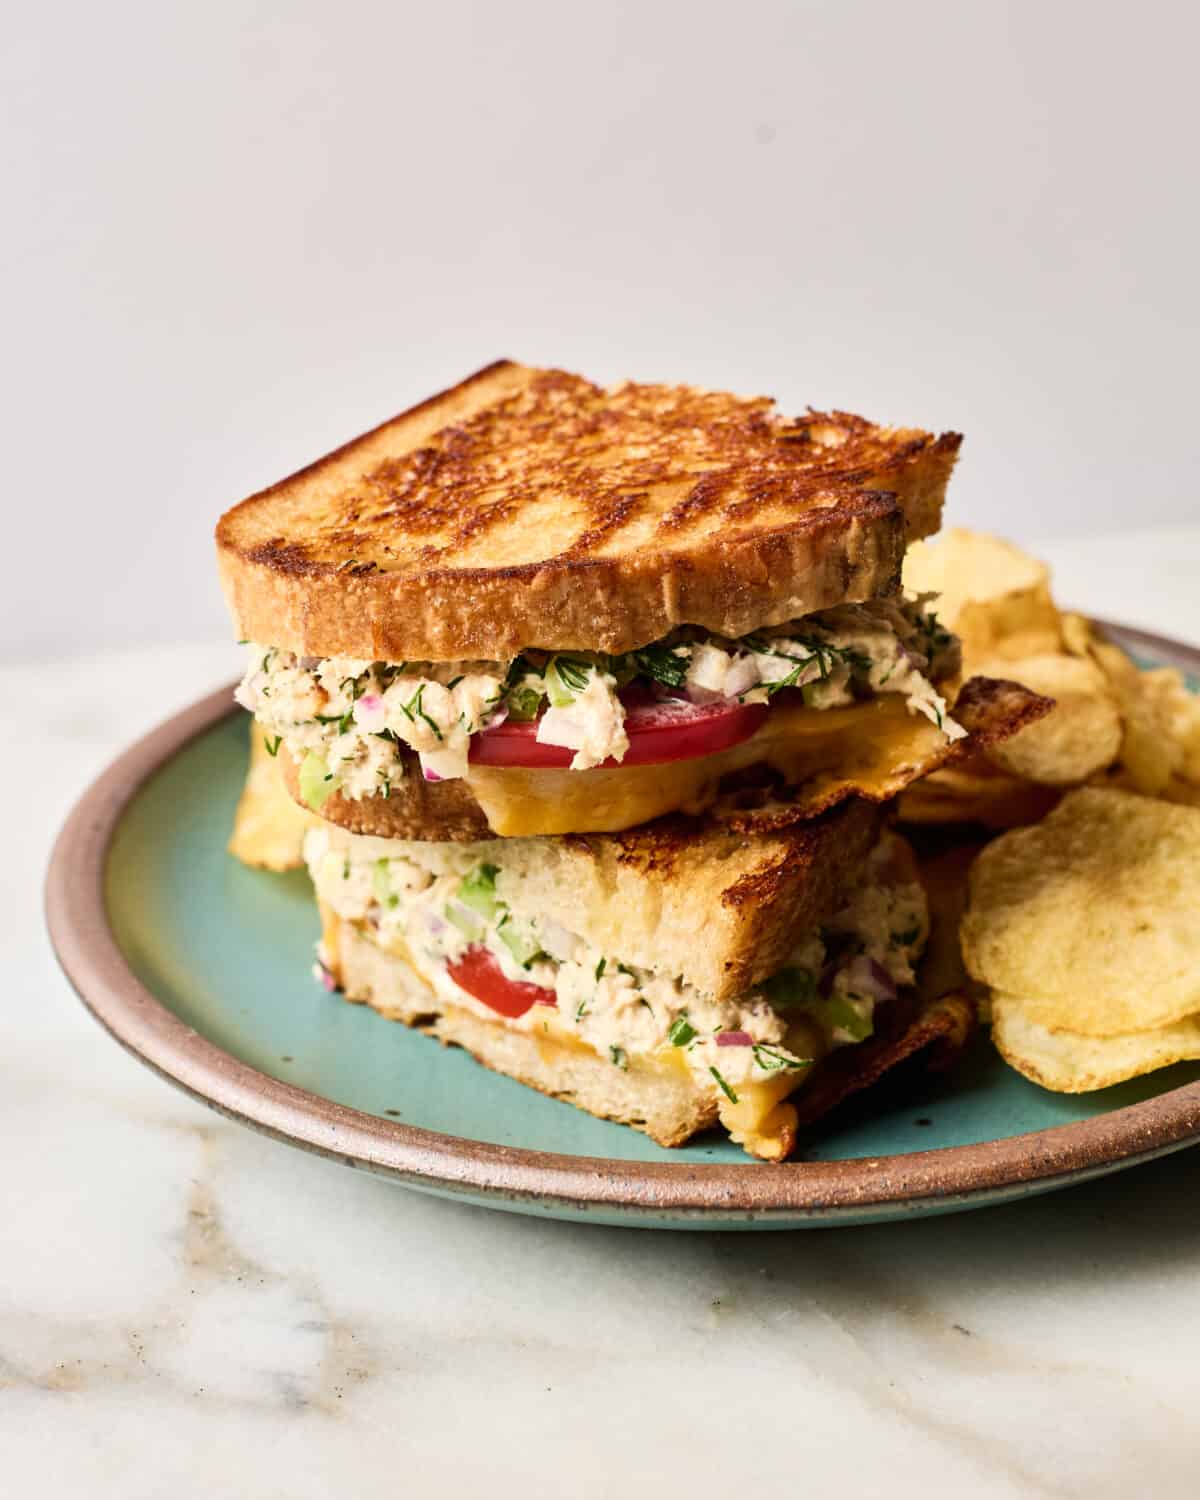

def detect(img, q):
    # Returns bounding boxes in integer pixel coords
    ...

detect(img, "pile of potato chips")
[903,529,1200,1092]
[961,788,1200,1090]
[902,529,1200,824]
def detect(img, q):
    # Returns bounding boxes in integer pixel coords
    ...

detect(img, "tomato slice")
[469,694,768,770]
[446,944,556,1019]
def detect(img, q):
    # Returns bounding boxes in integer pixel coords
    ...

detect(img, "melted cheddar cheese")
[464,696,953,836]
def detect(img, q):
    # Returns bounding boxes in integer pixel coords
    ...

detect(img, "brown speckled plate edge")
[44,622,1200,1227]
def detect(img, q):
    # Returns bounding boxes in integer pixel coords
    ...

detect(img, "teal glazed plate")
[46,623,1200,1229]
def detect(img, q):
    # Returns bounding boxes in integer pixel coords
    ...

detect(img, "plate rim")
[44,620,1200,1223]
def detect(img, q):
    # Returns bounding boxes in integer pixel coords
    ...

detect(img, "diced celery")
[821,996,874,1042]
[299,752,338,810]
[457,864,499,920]
[497,919,542,967]
[506,685,543,722]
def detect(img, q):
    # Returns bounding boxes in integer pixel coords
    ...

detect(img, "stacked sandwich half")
[217,362,1046,1158]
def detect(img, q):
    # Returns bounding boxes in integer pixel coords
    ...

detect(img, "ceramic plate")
[46,623,1200,1229]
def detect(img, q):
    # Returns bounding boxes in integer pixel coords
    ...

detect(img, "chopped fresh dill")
[708,1066,738,1103]
[405,683,443,740]
[629,641,689,688]
[551,655,592,694]
[752,1044,809,1072]
[668,1015,697,1046]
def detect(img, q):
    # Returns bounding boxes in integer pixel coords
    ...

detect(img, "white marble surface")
[5,527,1200,1498]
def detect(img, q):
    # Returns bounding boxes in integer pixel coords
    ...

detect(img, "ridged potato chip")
[1090,642,1180,795]
[902,529,1062,660]
[229,720,318,871]
[992,995,1200,1092]
[1139,666,1200,784]
[1162,776,1200,808]
[899,763,1061,829]
[1059,611,1096,659]
[976,653,1122,785]
[961,788,1200,1033]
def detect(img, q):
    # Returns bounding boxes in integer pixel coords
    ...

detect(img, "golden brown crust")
[279,748,492,841]
[533,798,886,1000]
[331,921,718,1147]
[215,361,960,661]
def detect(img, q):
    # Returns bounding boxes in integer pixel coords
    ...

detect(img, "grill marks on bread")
[245,369,953,574]
[216,360,960,660]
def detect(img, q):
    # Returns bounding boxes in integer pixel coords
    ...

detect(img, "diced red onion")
[867,958,898,1002]
[716,1030,753,1047]
[839,954,897,1003]
[446,900,478,933]
[353,693,386,732]
[351,696,384,732]
[424,911,446,937]
[423,767,444,782]
[482,704,508,731]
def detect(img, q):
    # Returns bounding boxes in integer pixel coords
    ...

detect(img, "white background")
[4,0,1197,660]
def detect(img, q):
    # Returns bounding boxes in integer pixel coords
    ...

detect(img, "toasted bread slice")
[313,794,885,1004]
[280,675,1051,842]
[325,917,978,1155]
[216,361,961,662]
[330,920,718,1147]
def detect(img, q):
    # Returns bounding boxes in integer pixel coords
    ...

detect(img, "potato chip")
[1139,666,1200,783]
[975,652,1122,785]
[1059,611,1096,659]
[961,788,1200,1033]
[914,842,985,1002]
[1094,766,1200,809]
[228,720,319,871]
[1162,776,1200,808]
[991,995,1200,1092]
[902,528,1062,660]
[1090,641,1179,795]
[899,764,1060,829]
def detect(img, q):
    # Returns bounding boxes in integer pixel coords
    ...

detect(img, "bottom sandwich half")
[304,799,977,1161]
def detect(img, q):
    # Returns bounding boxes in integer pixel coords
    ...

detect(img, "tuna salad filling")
[237,596,962,804]
[305,828,929,1105]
